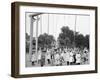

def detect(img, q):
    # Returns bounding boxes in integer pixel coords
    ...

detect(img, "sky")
[26,13,90,40]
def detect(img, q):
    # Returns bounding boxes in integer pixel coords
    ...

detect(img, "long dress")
[64,52,70,63]
[31,53,36,62]
[69,52,74,63]
[46,51,51,64]
[41,53,45,67]
[38,51,42,60]
[60,52,64,65]
[55,53,60,65]
[76,53,81,64]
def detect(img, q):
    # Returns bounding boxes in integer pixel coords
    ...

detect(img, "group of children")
[31,47,89,67]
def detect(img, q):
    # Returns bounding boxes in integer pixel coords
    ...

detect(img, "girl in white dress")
[31,52,36,66]
[46,49,51,64]
[38,50,42,64]
[64,50,70,65]
[76,52,81,65]
[55,52,60,66]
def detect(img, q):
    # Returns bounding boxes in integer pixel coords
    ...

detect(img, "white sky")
[26,13,90,40]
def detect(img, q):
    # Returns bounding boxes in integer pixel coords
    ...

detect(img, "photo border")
[11,2,98,78]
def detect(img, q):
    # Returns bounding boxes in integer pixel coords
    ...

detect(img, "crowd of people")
[30,47,89,67]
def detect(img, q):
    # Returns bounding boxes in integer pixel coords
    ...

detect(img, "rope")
[40,15,42,34]
[48,14,49,34]
[64,15,66,26]
[74,15,77,48]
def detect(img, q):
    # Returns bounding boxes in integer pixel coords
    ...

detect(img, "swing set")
[28,13,89,62]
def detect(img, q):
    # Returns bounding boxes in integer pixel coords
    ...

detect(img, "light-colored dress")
[31,53,36,62]
[46,51,51,60]
[61,52,64,58]
[76,53,81,63]
[55,53,60,65]
[69,52,74,62]
[38,51,42,60]
[64,52,70,62]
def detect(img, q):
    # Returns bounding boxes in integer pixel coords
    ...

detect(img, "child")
[55,52,60,66]
[46,49,51,64]
[38,49,42,64]
[76,52,81,65]
[69,50,74,65]
[31,51,36,66]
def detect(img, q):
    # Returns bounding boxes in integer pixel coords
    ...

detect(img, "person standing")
[82,49,88,64]
[31,51,36,66]
[64,50,70,65]
[55,52,60,66]
[69,50,74,65]
[38,49,42,64]
[46,49,51,64]
[41,50,45,67]
[76,52,81,65]
[60,51,64,66]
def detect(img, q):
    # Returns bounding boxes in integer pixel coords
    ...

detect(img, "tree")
[38,33,55,49]
[75,33,85,48]
[58,26,89,49]
[58,26,74,48]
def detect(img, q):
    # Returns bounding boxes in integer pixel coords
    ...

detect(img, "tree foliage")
[26,26,89,51]
[38,33,55,49]
[58,26,74,48]
[32,33,55,49]
[58,26,89,49]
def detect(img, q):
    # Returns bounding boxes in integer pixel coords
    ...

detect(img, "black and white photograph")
[11,2,97,77]
[25,12,90,67]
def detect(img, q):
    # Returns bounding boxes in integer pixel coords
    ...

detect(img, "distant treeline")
[26,26,89,53]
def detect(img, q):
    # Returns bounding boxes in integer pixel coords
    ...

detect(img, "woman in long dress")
[60,51,65,66]
[55,52,60,66]
[76,52,81,65]
[64,50,70,65]
[31,51,36,66]
[38,49,42,64]
[41,51,45,67]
